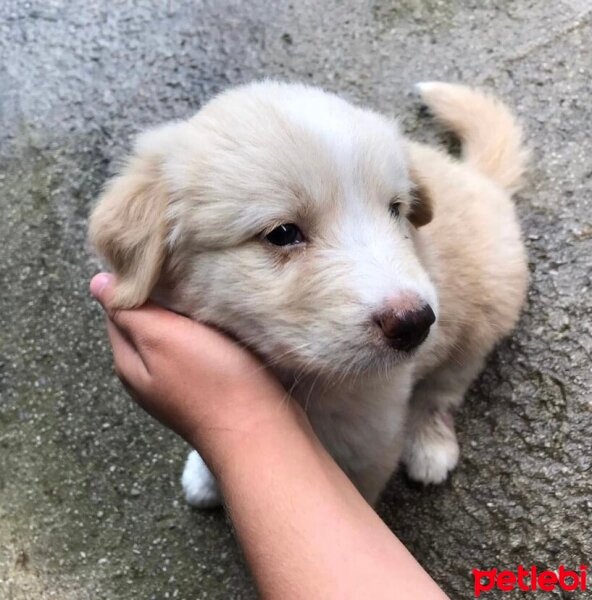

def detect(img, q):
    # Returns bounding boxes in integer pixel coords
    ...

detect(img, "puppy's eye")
[389,201,401,218]
[265,223,304,247]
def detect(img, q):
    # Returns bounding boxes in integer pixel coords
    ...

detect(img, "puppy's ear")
[406,146,433,228]
[89,124,182,308]
[408,181,433,228]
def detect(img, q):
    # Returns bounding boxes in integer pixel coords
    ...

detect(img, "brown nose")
[375,304,436,352]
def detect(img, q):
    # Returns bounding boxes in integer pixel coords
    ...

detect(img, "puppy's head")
[89,82,437,375]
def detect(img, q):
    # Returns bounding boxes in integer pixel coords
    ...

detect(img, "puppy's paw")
[181,450,221,508]
[403,414,459,485]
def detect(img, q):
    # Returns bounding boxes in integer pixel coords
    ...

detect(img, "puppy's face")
[90,83,437,376]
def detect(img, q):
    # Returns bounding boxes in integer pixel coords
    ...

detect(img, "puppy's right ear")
[89,123,183,308]
[405,142,434,228]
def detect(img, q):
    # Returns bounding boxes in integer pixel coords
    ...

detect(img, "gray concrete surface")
[1,1,591,598]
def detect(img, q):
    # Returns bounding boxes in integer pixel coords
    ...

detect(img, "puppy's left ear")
[406,145,433,228]
[89,122,188,308]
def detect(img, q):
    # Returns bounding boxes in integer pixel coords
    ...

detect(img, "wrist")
[214,405,330,510]
[186,384,309,480]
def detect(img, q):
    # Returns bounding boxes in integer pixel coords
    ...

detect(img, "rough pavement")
[1,1,591,598]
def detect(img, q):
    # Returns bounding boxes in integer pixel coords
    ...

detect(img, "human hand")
[90,272,303,475]
[90,273,449,600]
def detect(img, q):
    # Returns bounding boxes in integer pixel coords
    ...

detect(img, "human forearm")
[90,274,448,600]
[215,410,449,600]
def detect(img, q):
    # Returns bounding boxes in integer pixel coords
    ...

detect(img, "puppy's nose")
[375,304,436,352]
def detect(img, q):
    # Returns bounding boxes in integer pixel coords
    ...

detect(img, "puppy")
[89,81,528,507]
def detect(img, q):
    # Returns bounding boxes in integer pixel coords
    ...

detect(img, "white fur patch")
[265,84,437,316]
[403,420,460,485]
[181,450,221,508]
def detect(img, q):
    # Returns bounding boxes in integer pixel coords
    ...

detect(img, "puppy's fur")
[89,82,528,506]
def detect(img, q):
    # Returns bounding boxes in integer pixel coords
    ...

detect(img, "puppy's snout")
[374,299,435,352]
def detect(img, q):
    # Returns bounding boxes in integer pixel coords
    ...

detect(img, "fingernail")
[90,273,114,299]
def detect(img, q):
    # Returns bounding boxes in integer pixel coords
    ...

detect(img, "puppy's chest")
[279,368,413,466]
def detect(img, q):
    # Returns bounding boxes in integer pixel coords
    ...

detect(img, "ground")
[0,1,591,598]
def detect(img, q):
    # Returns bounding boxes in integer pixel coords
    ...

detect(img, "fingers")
[90,271,247,374]
[90,272,118,310]
[105,318,150,390]
[90,273,144,332]
[90,272,178,348]
[89,273,154,374]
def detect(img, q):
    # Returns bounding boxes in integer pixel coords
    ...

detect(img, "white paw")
[403,420,459,485]
[181,450,222,508]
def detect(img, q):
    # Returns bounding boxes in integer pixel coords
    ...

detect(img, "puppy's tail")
[416,81,529,194]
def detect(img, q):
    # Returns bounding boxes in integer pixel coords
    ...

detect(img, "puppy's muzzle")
[375,303,436,352]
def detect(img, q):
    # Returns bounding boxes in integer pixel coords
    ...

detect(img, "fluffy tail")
[415,81,529,194]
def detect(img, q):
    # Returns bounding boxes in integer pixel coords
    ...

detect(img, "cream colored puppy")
[89,82,528,507]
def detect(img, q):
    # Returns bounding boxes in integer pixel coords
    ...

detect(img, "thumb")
[90,271,189,342]
[90,272,117,308]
